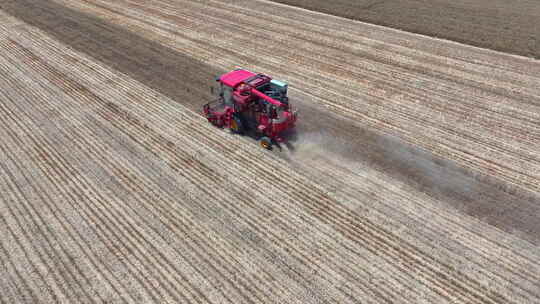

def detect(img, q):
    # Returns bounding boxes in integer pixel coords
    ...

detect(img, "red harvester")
[203,69,297,149]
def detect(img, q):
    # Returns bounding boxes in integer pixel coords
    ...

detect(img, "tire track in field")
[127,0,540,125]
[0,256,19,304]
[33,0,540,239]
[21,35,288,304]
[13,0,540,208]
[94,0,540,154]
[26,42,340,304]
[94,95,400,302]
[127,90,536,304]
[7,0,540,209]
[0,46,192,302]
[196,136,509,304]
[0,57,150,302]
[3,4,540,302]
[0,109,140,303]
[5,27,422,302]
[0,71,104,304]
[163,0,540,177]
[32,25,536,302]
[93,103,379,303]
[304,158,540,301]
[0,81,156,304]
[97,0,540,196]
[99,99,387,302]
[0,212,43,304]
[0,39,278,304]
[47,44,438,302]
[80,65,510,302]
[53,55,388,302]
[0,48,211,304]
[157,101,520,302]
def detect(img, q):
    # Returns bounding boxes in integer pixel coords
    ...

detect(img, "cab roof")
[219,69,257,87]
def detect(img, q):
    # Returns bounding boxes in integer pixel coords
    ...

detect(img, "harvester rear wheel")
[259,137,272,150]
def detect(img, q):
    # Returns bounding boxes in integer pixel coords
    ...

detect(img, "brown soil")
[0,0,221,106]
[2,0,539,243]
[1,1,540,303]
[4,0,540,243]
[270,0,540,59]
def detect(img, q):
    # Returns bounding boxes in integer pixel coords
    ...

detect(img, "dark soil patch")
[270,0,540,59]
[1,0,222,108]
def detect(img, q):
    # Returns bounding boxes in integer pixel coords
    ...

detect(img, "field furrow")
[0,0,539,303]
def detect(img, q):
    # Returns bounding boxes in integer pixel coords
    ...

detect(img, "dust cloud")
[280,101,540,244]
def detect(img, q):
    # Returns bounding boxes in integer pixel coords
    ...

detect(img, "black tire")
[259,136,272,150]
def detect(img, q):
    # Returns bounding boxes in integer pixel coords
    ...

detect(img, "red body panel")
[219,69,256,88]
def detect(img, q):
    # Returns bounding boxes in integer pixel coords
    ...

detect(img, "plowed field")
[1,0,540,303]
[272,0,540,59]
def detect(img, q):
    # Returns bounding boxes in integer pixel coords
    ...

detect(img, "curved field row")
[31,0,540,243]
[43,0,540,197]
[1,8,540,303]
[0,30,438,304]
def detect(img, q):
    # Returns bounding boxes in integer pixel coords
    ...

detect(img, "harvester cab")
[203,69,297,150]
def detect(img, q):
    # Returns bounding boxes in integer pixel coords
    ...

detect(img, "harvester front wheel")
[259,137,272,150]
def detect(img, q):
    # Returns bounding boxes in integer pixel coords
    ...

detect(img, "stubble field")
[1,0,540,303]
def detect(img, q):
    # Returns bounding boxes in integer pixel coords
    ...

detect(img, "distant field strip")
[269,0,540,59]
